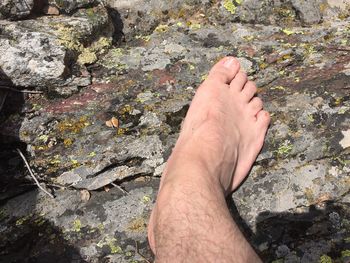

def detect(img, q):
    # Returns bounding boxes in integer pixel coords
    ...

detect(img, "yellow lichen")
[135,35,151,42]
[78,48,97,65]
[54,25,83,51]
[88,151,96,157]
[282,28,295,35]
[97,237,122,254]
[16,215,31,226]
[49,155,61,165]
[282,28,304,35]
[117,128,127,136]
[342,250,350,259]
[276,139,293,156]
[72,219,82,232]
[188,22,201,30]
[223,0,236,15]
[57,116,90,134]
[111,48,123,56]
[108,240,122,254]
[271,85,285,91]
[319,255,332,263]
[142,195,151,203]
[38,134,49,143]
[155,24,169,33]
[259,62,268,69]
[201,73,208,81]
[119,104,133,115]
[91,37,112,52]
[63,138,73,147]
[54,24,111,65]
[70,159,80,168]
[243,35,254,42]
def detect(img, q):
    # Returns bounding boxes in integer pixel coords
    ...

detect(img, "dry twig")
[134,241,151,263]
[16,148,54,198]
[0,86,44,94]
[111,182,129,195]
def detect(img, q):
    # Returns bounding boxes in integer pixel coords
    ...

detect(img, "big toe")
[206,57,240,85]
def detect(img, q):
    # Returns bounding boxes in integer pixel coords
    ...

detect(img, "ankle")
[163,153,220,186]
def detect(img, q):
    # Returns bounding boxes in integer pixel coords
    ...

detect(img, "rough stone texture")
[1,1,350,263]
[0,5,113,95]
[0,0,34,20]
[48,0,99,14]
[105,0,350,41]
[291,0,322,24]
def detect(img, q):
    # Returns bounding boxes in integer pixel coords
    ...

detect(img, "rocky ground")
[1,0,350,262]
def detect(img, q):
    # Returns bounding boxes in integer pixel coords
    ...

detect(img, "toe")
[229,71,248,92]
[249,97,263,115]
[206,57,240,85]
[256,110,271,129]
[241,81,257,101]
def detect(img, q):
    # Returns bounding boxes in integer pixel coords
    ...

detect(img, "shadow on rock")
[0,70,86,262]
[0,190,86,263]
[228,198,350,262]
[0,70,30,202]
[106,7,125,45]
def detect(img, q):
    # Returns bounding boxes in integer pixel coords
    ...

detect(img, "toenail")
[223,57,236,68]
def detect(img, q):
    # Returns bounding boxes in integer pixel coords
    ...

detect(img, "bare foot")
[148,56,270,253]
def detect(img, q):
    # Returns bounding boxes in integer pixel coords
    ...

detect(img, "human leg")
[148,57,270,262]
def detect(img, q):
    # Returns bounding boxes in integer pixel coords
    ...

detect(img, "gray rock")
[291,0,322,24]
[0,0,34,19]
[0,5,113,94]
[48,0,99,14]
[276,245,290,258]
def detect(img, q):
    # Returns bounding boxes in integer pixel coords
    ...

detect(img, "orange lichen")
[57,116,90,134]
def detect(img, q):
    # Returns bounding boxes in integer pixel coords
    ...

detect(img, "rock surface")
[0,0,34,19]
[0,5,113,95]
[48,0,99,14]
[0,1,350,262]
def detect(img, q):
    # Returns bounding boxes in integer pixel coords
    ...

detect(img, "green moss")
[319,255,332,263]
[223,0,236,14]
